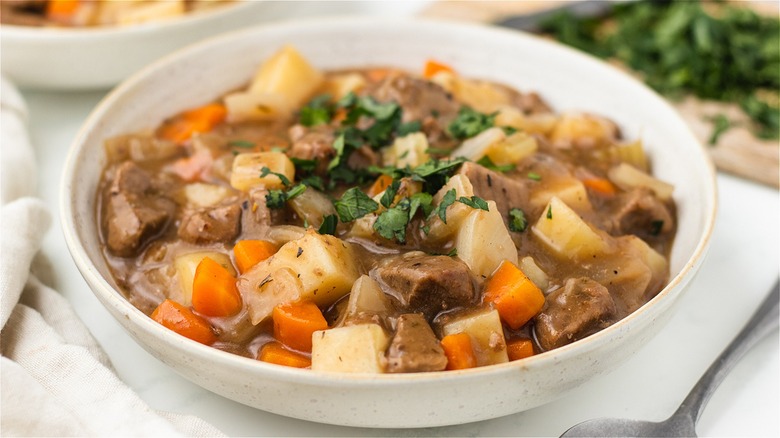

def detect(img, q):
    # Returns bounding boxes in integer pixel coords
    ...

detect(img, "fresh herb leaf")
[265,183,306,209]
[300,175,325,191]
[290,157,317,174]
[448,106,496,139]
[300,94,333,127]
[228,140,255,148]
[458,195,489,211]
[424,147,452,156]
[286,184,306,201]
[412,157,467,179]
[380,180,401,209]
[546,204,553,219]
[318,214,338,235]
[501,126,518,136]
[333,187,379,222]
[707,114,732,145]
[447,248,458,257]
[527,172,542,181]
[373,207,410,243]
[508,208,528,232]
[397,120,422,136]
[260,166,292,187]
[408,192,434,219]
[477,156,514,173]
[434,189,457,224]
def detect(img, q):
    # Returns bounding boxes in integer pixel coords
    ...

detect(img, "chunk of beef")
[534,277,617,351]
[347,145,380,170]
[240,187,286,240]
[607,188,675,239]
[288,124,336,174]
[386,313,447,373]
[104,162,174,257]
[457,162,530,224]
[178,203,241,244]
[512,92,552,115]
[373,252,476,321]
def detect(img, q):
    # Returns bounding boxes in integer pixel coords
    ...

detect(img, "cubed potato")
[239,231,361,324]
[451,127,505,161]
[311,324,389,373]
[382,132,430,168]
[531,196,609,260]
[266,225,307,246]
[322,73,366,100]
[530,177,592,213]
[288,188,336,229]
[247,45,324,110]
[230,152,294,191]
[549,112,619,148]
[224,92,292,122]
[608,163,674,201]
[455,200,518,279]
[430,72,510,113]
[494,106,558,135]
[519,256,549,292]
[241,267,303,325]
[343,275,391,324]
[614,139,649,172]
[174,251,236,306]
[426,174,475,242]
[182,183,235,208]
[486,131,538,165]
[441,309,508,366]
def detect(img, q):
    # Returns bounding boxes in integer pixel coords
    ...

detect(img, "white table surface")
[13,5,780,437]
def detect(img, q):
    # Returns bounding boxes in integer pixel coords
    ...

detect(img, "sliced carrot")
[233,240,277,274]
[191,257,242,317]
[159,103,227,144]
[332,107,348,124]
[151,299,217,345]
[367,174,394,198]
[366,68,393,83]
[441,333,477,371]
[582,177,617,196]
[46,0,80,23]
[168,148,212,182]
[423,59,455,79]
[483,260,545,330]
[506,338,536,361]
[258,342,311,368]
[272,301,328,353]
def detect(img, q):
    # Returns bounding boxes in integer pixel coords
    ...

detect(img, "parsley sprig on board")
[541,0,779,140]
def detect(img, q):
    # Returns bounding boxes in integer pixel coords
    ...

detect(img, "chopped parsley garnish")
[397,120,423,136]
[373,207,410,243]
[299,175,325,191]
[501,126,518,136]
[477,156,514,173]
[299,94,333,127]
[425,147,451,156]
[448,106,497,139]
[408,192,434,219]
[260,166,292,187]
[707,114,732,145]
[228,140,255,148]
[333,187,379,222]
[380,180,401,209]
[527,172,542,181]
[546,205,553,219]
[266,184,307,209]
[508,208,528,232]
[290,157,317,174]
[447,248,458,257]
[434,189,457,223]
[458,196,489,211]
[318,214,338,235]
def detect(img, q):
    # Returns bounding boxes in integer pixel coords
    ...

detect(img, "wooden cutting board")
[420,1,780,188]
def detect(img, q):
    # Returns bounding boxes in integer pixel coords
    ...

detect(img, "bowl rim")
[60,16,718,386]
[0,1,256,38]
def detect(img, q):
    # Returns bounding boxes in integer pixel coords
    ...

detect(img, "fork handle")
[673,279,780,425]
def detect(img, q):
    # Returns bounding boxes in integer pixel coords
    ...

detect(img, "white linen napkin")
[0,77,224,437]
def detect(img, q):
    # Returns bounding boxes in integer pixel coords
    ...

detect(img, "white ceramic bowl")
[0,1,268,90]
[61,18,717,428]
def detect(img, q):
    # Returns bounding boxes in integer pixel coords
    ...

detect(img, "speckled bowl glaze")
[0,1,268,90]
[61,18,717,428]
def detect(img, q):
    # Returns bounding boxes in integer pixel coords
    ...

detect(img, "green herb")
[447,248,458,257]
[707,114,732,145]
[397,120,422,136]
[300,175,325,191]
[477,156,514,173]
[228,140,255,148]
[373,207,410,243]
[290,157,317,174]
[650,219,665,236]
[299,94,333,127]
[318,214,338,235]
[421,224,431,235]
[398,150,410,159]
[412,157,467,179]
[508,208,528,232]
[434,189,457,224]
[380,180,401,209]
[260,167,291,187]
[527,172,542,181]
[541,0,780,140]
[333,187,379,222]
[546,205,553,219]
[448,106,496,139]
[424,147,452,156]
[265,184,307,209]
[501,126,518,136]
[337,92,403,149]
[408,192,434,219]
[458,196,489,211]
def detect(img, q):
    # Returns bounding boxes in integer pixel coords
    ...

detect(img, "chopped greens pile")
[540,0,780,141]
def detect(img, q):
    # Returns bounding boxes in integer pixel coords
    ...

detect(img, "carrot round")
[441,333,477,370]
[151,299,217,345]
[483,260,545,330]
[583,177,617,196]
[258,342,311,368]
[46,0,80,23]
[506,338,536,361]
[423,59,455,79]
[191,257,242,317]
[159,103,227,144]
[272,301,328,353]
[367,174,394,198]
[233,240,277,274]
